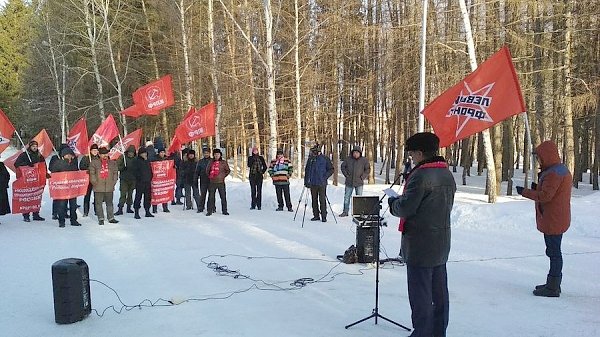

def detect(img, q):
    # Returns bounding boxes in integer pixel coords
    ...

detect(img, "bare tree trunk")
[294,0,302,178]
[178,0,193,108]
[242,0,261,151]
[84,0,106,120]
[563,0,576,184]
[264,0,278,159]
[593,91,600,190]
[459,0,497,203]
[43,15,66,141]
[208,0,222,147]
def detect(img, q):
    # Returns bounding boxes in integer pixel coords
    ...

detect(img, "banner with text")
[49,171,89,199]
[150,160,176,205]
[12,163,47,214]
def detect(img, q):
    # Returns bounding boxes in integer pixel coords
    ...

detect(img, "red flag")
[422,46,526,148]
[12,163,47,214]
[120,104,145,118]
[32,129,54,158]
[166,135,182,155]
[183,106,196,119]
[150,160,176,205]
[4,129,54,172]
[67,118,89,155]
[174,102,216,144]
[0,108,16,155]
[49,171,89,199]
[89,115,119,148]
[132,75,175,115]
[109,128,142,160]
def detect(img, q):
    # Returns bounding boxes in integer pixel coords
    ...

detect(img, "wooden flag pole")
[14,130,32,163]
[522,112,535,186]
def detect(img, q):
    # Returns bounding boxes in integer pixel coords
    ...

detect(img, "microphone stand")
[345,172,411,331]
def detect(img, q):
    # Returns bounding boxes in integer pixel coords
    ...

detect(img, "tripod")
[345,174,411,331]
[293,185,338,227]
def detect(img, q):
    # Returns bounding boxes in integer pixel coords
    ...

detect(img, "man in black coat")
[247,147,267,210]
[0,161,10,223]
[131,147,154,219]
[14,140,46,222]
[195,148,212,213]
[49,143,71,220]
[181,149,200,210]
[115,145,136,215]
[49,147,81,227]
[388,133,456,337]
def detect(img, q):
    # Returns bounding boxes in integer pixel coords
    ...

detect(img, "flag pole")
[522,112,535,185]
[14,130,32,162]
[117,133,127,167]
[417,0,428,133]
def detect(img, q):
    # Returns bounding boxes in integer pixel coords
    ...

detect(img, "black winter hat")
[213,148,222,155]
[276,149,284,155]
[202,147,210,153]
[187,149,196,156]
[99,147,109,155]
[90,144,99,150]
[138,147,148,155]
[182,148,190,155]
[405,132,440,153]
[60,146,76,158]
[28,140,38,147]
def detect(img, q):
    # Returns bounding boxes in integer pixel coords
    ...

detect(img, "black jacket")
[389,156,456,267]
[247,154,267,180]
[181,159,198,185]
[14,150,44,168]
[79,154,100,171]
[196,157,211,184]
[131,155,153,185]
[49,158,79,173]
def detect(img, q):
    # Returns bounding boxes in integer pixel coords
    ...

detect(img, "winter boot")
[145,210,154,217]
[23,215,31,222]
[114,206,124,216]
[176,199,184,205]
[152,205,158,213]
[58,221,65,228]
[535,275,562,293]
[108,219,119,224]
[70,220,82,226]
[99,220,104,226]
[533,275,561,297]
[276,207,284,211]
[287,207,293,212]
[339,212,349,217]
[171,200,177,206]
[134,209,141,219]
[163,205,170,213]
[32,213,45,221]
[310,216,320,221]
[126,205,134,214]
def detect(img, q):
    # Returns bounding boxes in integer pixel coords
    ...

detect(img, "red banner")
[3,151,20,173]
[174,102,216,144]
[0,108,16,155]
[49,171,89,200]
[150,160,176,205]
[132,75,175,115]
[4,129,55,173]
[166,135,181,155]
[422,46,526,148]
[109,129,142,160]
[67,118,89,155]
[89,114,119,148]
[12,163,47,214]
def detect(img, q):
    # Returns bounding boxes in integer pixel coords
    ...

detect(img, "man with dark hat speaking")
[388,132,456,337]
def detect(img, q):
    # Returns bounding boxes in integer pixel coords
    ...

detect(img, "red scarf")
[398,161,448,232]
[208,160,221,179]
[100,159,109,179]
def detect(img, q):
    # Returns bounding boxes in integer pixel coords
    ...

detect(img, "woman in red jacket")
[517,140,572,297]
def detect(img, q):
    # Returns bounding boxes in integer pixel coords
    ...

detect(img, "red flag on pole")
[422,46,526,148]
[166,135,182,155]
[132,75,175,115]
[89,115,119,148]
[4,129,55,172]
[67,118,89,155]
[119,104,145,118]
[0,108,16,155]
[183,106,196,120]
[174,102,216,144]
[33,129,54,158]
[109,128,142,160]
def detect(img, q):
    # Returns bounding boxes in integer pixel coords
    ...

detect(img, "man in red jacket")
[517,140,572,297]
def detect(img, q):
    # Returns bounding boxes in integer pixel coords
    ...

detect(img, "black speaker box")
[356,224,379,263]
[51,258,91,324]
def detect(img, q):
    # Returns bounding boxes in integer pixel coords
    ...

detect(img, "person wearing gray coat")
[339,146,370,217]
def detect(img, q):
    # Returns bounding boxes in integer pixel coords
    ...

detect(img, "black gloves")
[28,163,35,167]
[531,182,537,190]
[388,196,398,207]
[516,186,524,195]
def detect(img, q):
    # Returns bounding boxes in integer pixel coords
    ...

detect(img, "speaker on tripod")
[51,258,91,324]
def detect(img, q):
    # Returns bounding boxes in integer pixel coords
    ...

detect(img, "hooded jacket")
[304,153,333,187]
[117,145,137,182]
[49,147,79,173]
[247,154,267,180]
[131,153,153,185]
[341,146,370,187]
[522,141,572,235]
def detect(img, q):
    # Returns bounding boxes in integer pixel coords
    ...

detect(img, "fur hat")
[28,140,38,147]
[98,147,110,155]
[145,140,154,147]
[276,149,284,155]
[90,144,99,150]
[405,132,440,153]
[213,148,222,155]
[187,149,196,156]
[138,147,148,155]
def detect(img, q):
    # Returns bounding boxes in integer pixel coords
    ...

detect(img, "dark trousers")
[184,183,200,209]
[175,181,184,201]
[198,180,209,211]
[275,184,292,209]
[95,191,115,221]
[83,183,94,215]
[134,183,151,211]
[249,176,263,208]
[406,264,449,337]
[57,198,78,225]
[118,180,135,207]
[544,234,563,277]
[310,185,327,219]
[207,182,227,213]
[22,212,41,219]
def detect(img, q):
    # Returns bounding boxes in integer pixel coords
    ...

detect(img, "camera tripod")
[293,186,337,227]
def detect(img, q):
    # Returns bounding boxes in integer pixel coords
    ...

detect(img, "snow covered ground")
[1,149,599,337]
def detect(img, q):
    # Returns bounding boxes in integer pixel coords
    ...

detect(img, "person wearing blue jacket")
[303,144,333,222]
